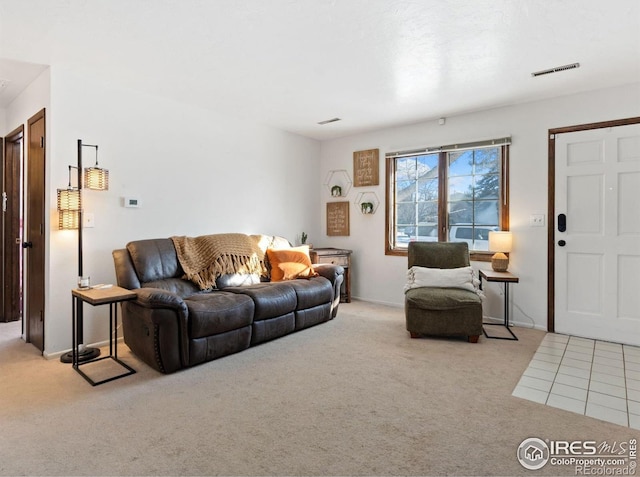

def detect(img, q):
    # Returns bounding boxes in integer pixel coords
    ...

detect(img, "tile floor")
[512,333,640,429]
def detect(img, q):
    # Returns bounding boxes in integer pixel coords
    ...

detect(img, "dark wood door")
[26,110,46,351]
[2,127,24,323]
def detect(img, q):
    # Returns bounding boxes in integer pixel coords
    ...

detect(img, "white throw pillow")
[404,265,477,293]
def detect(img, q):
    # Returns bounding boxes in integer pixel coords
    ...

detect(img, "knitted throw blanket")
[171,233,266,290]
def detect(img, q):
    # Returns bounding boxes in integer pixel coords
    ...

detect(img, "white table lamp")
[488,231,512,272]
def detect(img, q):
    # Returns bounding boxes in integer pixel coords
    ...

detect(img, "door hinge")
[40,136,44,148]
[2,191,6,212]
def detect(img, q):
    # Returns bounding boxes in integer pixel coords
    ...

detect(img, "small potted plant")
[361,202,374,214]
[331,185,342,197]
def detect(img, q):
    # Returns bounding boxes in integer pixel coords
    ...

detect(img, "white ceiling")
[1,0,639,140]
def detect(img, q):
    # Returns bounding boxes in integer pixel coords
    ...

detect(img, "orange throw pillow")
[266,246,318,282]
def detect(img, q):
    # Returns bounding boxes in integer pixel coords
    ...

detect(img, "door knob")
[558,240,566,247]
[22,241,33,249]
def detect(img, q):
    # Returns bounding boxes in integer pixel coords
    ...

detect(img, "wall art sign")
[353,148,379,187]
[326,201,350,236]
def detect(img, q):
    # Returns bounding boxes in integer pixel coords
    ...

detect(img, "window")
[385,138,510,260]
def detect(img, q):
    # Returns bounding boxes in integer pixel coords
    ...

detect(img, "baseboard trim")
[43,337,124,360]
[349,296,403,309]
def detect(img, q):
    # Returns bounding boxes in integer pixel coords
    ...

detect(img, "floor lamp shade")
[84,167,109,190]
[57,187,82,230]
[57,187,81,210]
[59,209,80,229]
[488,231,512,272]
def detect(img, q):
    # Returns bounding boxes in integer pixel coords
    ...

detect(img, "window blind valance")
[385,136,511,159]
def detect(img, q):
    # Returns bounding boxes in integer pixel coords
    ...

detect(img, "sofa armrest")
[313,263,344,284]
[121,287,190,373]
[134,287,188,313]
[312,264,344,317]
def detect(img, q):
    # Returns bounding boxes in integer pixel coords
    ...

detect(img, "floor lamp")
[59,139,109,363]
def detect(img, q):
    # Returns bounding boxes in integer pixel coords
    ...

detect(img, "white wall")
[4,68,50,134]
[7,67,639,354]
[319,82,640,331]
[35,67,321,356]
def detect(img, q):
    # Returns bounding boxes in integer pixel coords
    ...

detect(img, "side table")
[71,286,137,386]
[309,248,352,303]
[479,269,519,341]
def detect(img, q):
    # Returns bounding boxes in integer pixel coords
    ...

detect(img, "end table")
[71,286,137,386]
[479,269,519,341]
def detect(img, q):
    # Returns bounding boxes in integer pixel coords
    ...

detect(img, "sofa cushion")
[142,278,200,298]
[215,273,260,289]
[405,287,481,311]
[225,282,297,321]
[184,292,255,339]
[266,246,318,281]
[189,327,252,366]
[251,313,295,345]
[287,276,333,309]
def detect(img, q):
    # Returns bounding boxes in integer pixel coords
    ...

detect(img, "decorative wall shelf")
[355,191,379,215]
[324,169,352,198]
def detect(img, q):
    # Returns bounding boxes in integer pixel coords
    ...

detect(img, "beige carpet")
[0,301,634,476]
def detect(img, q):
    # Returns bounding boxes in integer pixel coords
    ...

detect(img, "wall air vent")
[531,62,580,77]
[318,117,341,125]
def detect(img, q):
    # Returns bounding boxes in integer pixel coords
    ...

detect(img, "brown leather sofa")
[112,236,344,373]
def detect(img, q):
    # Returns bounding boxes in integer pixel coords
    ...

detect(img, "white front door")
[555,123,640,346]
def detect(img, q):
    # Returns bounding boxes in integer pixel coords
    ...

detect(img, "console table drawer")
[317,255,349,267]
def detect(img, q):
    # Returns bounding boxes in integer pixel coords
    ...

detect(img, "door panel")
[565,252,602,315]
[2,128,24,323]
[567,174,603,234]
[618,255,640,319]
[619,172,640,235]
[26,110,45,351]
[555,123,640,346]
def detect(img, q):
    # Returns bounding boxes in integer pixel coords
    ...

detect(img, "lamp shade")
[84,167,109,190]
[488,231,513,253]
[59,210,80,230]
[57,188,81,211]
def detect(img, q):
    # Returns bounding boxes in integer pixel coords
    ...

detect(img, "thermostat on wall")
[123,197,141,208]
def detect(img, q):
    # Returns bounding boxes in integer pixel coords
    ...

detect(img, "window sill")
[385,247,495,262]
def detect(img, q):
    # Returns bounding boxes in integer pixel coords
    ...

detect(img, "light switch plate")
[530,214,545,227]
[83,212,95,228]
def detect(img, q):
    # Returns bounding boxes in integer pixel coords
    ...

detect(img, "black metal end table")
[479,269,519,341]
[71,286,137,386]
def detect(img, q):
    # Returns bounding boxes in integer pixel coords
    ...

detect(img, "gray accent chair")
[405,242,482,343]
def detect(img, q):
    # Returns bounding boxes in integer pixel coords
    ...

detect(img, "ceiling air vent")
[531,62,580,77]
[318,117,341,125]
